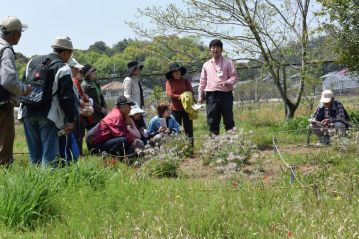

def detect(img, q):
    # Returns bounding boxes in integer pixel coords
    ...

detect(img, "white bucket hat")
[130,105,145,116]
[51,36,73,50]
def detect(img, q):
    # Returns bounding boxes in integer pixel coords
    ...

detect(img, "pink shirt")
[198,56,238,101]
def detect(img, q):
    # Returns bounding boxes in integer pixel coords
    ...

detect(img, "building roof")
[101,81,124,91]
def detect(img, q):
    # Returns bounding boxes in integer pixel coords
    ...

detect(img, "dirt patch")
[179,144,322,182]
[179,157,218,179]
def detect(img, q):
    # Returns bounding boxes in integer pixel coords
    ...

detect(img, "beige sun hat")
[320,90,334,103]
[51,36,73,50]
[0,16,28,32]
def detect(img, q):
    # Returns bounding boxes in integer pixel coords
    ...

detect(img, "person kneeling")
[86,96,144,156]
[309,90,350,145]
[147,102,180,146]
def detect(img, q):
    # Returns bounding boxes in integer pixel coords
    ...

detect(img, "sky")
[1,0,183,57]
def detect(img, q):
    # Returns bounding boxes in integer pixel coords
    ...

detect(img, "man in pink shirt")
[198,39,238,136]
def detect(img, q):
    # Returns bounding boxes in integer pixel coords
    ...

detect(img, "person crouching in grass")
[147,102,180,146]
[86,95,144,157]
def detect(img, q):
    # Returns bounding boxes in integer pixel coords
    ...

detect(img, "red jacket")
[92,108,134,145]
[166,78,194,111]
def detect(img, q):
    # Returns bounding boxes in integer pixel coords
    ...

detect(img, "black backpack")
[0,46,11,104]
[18,56,62,108]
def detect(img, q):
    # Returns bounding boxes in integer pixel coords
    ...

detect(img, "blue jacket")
[147,115,180,137]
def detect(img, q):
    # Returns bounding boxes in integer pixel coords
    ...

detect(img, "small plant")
[140,155,180,178]
[199,130,255,167]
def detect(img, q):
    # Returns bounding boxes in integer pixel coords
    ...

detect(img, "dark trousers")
[0,104,14,165]
[90,137,132,156]
[205,91,235,135]
[76,117,98,155]
[172,110,194,147]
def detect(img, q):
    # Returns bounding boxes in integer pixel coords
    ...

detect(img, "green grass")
[1,96,358,238]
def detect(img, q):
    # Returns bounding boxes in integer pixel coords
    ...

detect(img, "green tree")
[130,0,317,119]
[88,41,112,55]
[318,0,359,70]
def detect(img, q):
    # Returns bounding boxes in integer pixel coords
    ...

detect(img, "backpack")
[0,46,11,104]
[18,57,62,108]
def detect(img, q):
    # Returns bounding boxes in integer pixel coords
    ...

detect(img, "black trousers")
[205,91,235,135]
[171,110,194,147]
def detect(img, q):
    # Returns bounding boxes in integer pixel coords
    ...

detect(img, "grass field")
[1,96,359,238]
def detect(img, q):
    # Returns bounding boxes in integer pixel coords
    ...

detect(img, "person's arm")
[224,59,238,86]
[147,117,160,137]
[83,83,102,113]
[57,68,76,124]
[127,118,141,139]
[334,102,346,122]
[198,65,207,103]
[123,77,132,100]
[312,106,321,122]
[0,48,27,96]
[166,80,181,100]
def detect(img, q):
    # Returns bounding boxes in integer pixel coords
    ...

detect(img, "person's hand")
[125,116,132,126]
[222,82,231,88]
[23,85,32,96]
[101,108,107,115]
[321,119,330,126]
[158,126,166,133]
[83,94,89,102]
[165,128,171,134]
[63,122,74,134]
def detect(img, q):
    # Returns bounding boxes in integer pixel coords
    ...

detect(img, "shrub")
[272,116,309,132]
[199,131,255,166]
[140,156,180,178]
[349,110,359,126]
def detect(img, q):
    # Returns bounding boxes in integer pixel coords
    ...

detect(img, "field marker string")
[272,136,304,186]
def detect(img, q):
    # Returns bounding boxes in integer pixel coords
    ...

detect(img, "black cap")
[127,60,144,75]
[115,95,135,106]
[165,63,187,80]
[80,64,96,78]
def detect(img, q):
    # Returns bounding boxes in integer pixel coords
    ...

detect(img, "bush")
[349,110,359,126]
[140,156,180,178]
[199,131,255,166]
[272,116,309,132]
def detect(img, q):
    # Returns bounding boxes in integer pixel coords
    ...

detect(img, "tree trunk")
[286,102,297,119]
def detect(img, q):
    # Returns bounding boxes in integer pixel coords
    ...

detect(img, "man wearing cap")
[19,36,77,166]
[0,16,32,165]
[198,39,238,136]
[87,95,143,156]
[310,90,349,145]
[123,60,144,108]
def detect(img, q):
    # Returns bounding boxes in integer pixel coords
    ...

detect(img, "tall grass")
[0,167,60,230]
